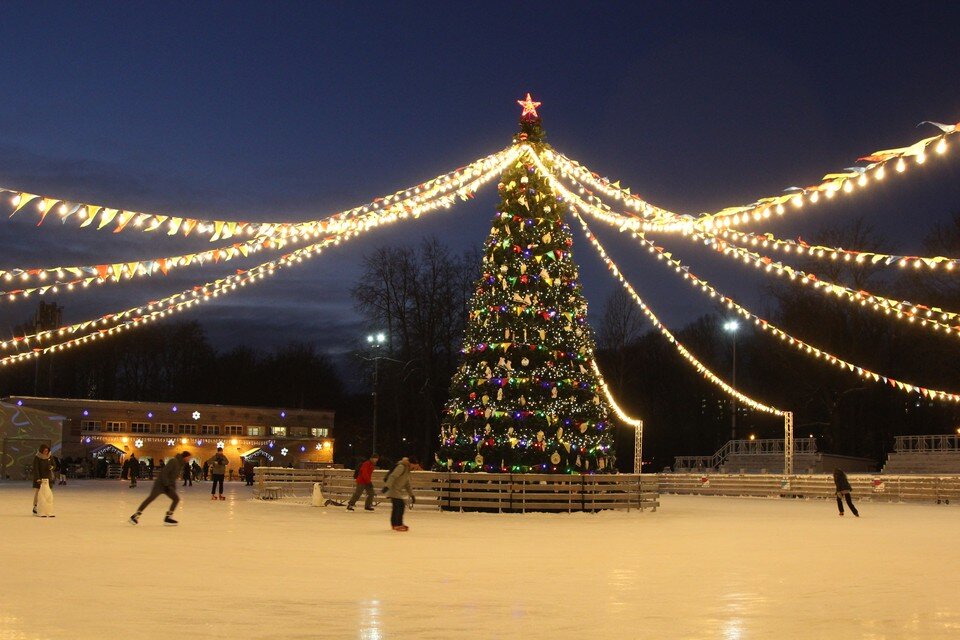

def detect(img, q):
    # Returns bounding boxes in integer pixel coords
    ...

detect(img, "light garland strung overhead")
[0,150,518,305]
[549,122,957,234]
[0,150,520,360]
[2,147,514,241]
[620,228,960,403]
[691,231,960,330]
[712,228,960,271]
[569,209,784,415]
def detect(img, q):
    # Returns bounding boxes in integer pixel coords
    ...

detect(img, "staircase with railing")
[882,435,960,474]
[674,438,818,473]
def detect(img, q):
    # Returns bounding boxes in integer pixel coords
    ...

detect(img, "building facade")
[4,396,334,470]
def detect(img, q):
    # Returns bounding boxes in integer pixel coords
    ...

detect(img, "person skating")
[31,444,55,517]
[209,447,228,500]
[130,451,192,526]
[182,459,193,487]
[347,454,379,511]
[833,468,859,517]
[384,456,415,531]
[128,453,140,488]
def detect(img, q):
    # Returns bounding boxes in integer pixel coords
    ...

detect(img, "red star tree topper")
[517,93,541,120]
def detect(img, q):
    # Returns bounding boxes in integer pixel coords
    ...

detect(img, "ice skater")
[833,468,859,517]
[182,459,193,486]
[127,453,140,488]
[31,444,55,517]
[209,447,228,500]
[347,454,379,511]
[383,456,415,532]
[130,451,192,526]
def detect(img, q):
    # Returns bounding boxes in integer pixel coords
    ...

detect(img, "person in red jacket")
[347,454,379,511]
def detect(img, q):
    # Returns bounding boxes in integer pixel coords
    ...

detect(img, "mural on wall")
[0,401,64,480]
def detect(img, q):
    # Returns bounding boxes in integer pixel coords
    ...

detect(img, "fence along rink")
[254,468,659,512]
[660,473,960,504]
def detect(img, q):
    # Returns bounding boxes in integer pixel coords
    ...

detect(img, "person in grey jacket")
[31,444,54,516]
[384,456,415,531]
[130,451,192,526]
[209,448,228,500]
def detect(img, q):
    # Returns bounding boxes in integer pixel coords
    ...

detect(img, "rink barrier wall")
[658,473,960,504]
[253,468,660,512]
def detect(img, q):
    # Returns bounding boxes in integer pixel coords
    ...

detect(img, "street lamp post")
[723,320,740,441]
[366,332,387,454]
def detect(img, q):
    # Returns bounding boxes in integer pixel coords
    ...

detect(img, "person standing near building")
[243,458,256,486]
[384,456,415,531]
[182,459,193,487]
[128,453,140,488]
[202,460,210,481]
[209,447,228,501]
[130,451,192,526]
[347,454,379,511]
[833,468,859,517]
[31,444,55,516]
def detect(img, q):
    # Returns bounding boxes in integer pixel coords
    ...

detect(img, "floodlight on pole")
[724,320,739,440]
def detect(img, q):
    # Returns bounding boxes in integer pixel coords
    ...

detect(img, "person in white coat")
[383,456,415,532]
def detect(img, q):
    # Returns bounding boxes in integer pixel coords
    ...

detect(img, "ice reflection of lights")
[359,599,382,640]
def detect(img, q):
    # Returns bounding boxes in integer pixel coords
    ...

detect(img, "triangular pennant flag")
[210,220,225,242]
[9,194,39,218]
[113,211,135,233]
[97,209,119,230]
[157,259,169,276]
[80,205,100,227]
[95,265,109,280]
[145,215,167,232]
[126,262,139,278]
[181,219,198,236]
[111,264,124,280]
[167,217,183,236]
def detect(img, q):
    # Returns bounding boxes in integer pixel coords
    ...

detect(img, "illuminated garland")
[550,122,957,233]
[548,154,960,335]
[714,228,960,271]
[0,150,518,303]
[690,231,960,331]
[624,230,960,403]
[2,147,514,241]
[590,359,643,428]
[0,150,520,360]
[569,209,783,415]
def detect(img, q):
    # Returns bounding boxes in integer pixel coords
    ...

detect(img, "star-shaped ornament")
[517,93,541,119]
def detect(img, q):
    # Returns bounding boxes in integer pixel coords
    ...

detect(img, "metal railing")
[893,435,960,453]
[674,437,817,472]
[253,468,659,513]
[659,473,960,504]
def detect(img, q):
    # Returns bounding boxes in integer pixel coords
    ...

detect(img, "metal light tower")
[723,320,740,441]
[366,331,387,454]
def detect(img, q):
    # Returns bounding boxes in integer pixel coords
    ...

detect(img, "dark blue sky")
[1,1,959,374]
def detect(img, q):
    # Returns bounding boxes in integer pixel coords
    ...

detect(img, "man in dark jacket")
[347,454,379,511]
[130,451,192,526]
[128,454,141,488]
[209,448,228,500]
[833,468,859,517]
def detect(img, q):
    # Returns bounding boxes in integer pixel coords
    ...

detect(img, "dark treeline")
[0,320,344,418]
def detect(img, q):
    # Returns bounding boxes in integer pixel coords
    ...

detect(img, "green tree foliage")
[435,113,616,473]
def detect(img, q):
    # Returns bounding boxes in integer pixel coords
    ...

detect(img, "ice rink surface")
[1,480,958,640]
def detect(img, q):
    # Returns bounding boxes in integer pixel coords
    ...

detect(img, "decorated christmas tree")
[436,95,616,473]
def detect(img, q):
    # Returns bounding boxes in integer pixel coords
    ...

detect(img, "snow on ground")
[1,481,958,640]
